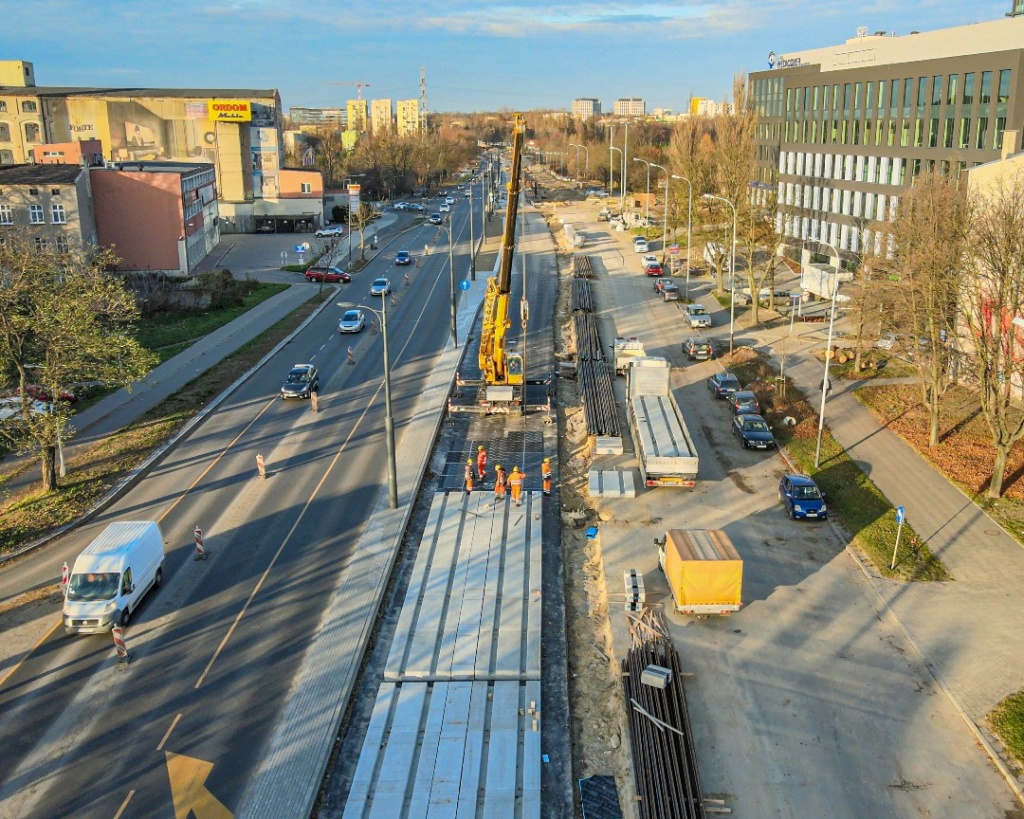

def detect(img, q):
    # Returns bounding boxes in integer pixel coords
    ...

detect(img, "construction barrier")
[194,526,208,560]
[311,391,319,413]
[347,346,356,365]
[256,454,266,479]
[112,625,131,663]
[61,561,69,589]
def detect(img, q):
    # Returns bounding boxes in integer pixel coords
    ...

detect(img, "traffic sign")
[895,505,905,525]
[459,279,471,291]
[668,244,680,254]
[294,245,305,254]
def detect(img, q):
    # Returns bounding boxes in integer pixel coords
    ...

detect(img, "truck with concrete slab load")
[612,337,646,376]
[800,261,853,303]
[63,520,165,634]
[626,357,699,487]
[657,528,743,615]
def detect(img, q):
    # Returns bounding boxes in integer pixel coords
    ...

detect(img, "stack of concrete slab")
[588,469,638,498]
[344,490,543,817]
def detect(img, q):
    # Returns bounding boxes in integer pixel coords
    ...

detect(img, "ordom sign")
[209,100,252,122]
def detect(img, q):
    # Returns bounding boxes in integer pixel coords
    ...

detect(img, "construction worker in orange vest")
[464,459,474,495]
[476,445,487,481]
[542,458,553,496]
[494,465,507,500]
[508,465,525,506]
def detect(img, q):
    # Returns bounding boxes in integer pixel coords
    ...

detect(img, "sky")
[4,2,1013,114]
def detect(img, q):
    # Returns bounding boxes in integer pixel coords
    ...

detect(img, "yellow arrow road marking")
[165,751,233,819]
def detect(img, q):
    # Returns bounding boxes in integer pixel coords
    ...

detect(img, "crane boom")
[478,114,525,386]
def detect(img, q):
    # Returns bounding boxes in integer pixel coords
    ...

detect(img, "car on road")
[633,236,649,253]
[429,213,442,225]
[370,277,392,297]
[684,337,713,361]
[408,203,425,212]
[338,309,365,334]
[439,203,450,213]
[654,278,673,294]
[660,282,681,301]
[728,390,761,415]
[281,364,319,399]
[395,250,412,266]
[707,371,741,398]
[641,253,660,269]
[304,265,351,283]
[314,225,345,238]
[445,196,455,205]
[684,303,711,328]
[733,413,776,449]
[779,473,828,520]
[645,262,664,277]
[393,202,408,211]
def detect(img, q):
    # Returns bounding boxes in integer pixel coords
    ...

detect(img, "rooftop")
[0,163,84,184]
[0,85,278,100]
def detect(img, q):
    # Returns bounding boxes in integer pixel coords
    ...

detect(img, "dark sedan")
[707,371,741,398]
[729,390,761,415]
[732,414,776,449]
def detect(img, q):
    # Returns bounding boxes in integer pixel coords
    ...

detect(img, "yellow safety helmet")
[543,458,550,463]
[512,466,519,472]
[495,465,502,471]
[478,445,485,450]
[467,458,473,464]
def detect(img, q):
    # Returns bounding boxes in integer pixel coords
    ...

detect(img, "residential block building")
[571,98,602,121]
[371,99,393,135]
[396,99,419,136]
[613,97,646,117]
[346,99,367,133]
[0,162,96,250]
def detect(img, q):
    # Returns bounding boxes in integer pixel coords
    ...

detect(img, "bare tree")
[0,232,156,491]
[961,170,1024,498]
[890,171,972,446]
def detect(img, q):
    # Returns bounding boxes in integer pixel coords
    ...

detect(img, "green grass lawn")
[134,282,288,353]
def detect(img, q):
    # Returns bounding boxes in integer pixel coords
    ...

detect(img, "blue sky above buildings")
[5,1,1011,112]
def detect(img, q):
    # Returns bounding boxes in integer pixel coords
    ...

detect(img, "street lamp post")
[650,162,667,263]
[467,186,475,281]
[808,240,841,469]
[702,193,738,355]
[671,175,694,300]
[439,222,458,347]
[569,143,581,185]
[338,299,398,509]
[607,125,615,197]
[621,123,629,210]
[633,158,652,228]
[610,147,623,207]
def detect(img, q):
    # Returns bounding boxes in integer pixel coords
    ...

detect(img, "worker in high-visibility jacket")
[494,465,507,500]
[476,445,487,481]
[464,459,474,495]
[541,458,553,496]
[508,465,525,506]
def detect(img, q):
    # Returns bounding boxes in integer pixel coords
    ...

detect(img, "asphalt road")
[0,195,482,818]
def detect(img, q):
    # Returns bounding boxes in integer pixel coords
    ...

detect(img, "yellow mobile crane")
[451,113,527,415]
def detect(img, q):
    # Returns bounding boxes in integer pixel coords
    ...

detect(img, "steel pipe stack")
[571,278,594,313]
[621,612,706,819]
[577,360,621,437]
[572,254,594,278]
[573,313,603,361]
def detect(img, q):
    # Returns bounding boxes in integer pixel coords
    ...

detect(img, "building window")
[917,77,928,110]
[947,74,959,107]
[50,188,60,196]
[0,101,6,112]
[51,203,66,224]
[928,118,939,148]
[960,117,971,149]
[29,204,43,224]
[914,119,924,147]
[21,100,37,113]
[932,76,943,107]
[0,204,11,225]
[56,236,69,253]
[976,117,989,150]
[0,149,13,164]
[34,236,47,252]
[300,182,312,193]
[980,71,993,106]
[0,123,9,142]
[24,123,40,143]
[963,73,975,106]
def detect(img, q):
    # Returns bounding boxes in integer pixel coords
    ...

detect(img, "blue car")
[779,474,827,520]
[395,250,412,266]
[708,371,741,398]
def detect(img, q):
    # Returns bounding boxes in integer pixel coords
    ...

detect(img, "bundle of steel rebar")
[621,611,706,819]
[571,278,595,313]
[572,254,594,278]
[578,359,620,437]
[573,313,603,361]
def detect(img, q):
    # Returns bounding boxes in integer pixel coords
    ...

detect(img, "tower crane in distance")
[328,81,371,99]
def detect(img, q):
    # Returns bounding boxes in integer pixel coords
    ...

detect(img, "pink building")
[91,161,219,277]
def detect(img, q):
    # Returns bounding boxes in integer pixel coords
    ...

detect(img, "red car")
[304,265,351,283]
[645,263,663,277]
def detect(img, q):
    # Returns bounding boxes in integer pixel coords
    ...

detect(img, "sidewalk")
[757,320,1024,791]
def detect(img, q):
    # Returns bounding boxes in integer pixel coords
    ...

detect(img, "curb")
[0,287,339,567]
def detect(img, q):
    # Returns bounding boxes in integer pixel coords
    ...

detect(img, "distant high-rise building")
[396,99,420,135]
[289,107,345,127]
[371,99,393,135]
[571,98,602,120]
[689,98,733,117]
[613,97,646,117]
[346,99,367,132]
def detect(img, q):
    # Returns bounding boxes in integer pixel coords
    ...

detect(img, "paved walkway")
[751,319,1024,796]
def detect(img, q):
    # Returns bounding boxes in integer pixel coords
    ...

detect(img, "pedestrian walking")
[494,465,507,500]
[464,459,474,495]
[819,377,833,399]
[476,445,487,481]
[508,466,524,507]
[541,458,553,496]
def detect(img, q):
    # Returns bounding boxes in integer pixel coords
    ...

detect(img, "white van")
[63,521,165,635]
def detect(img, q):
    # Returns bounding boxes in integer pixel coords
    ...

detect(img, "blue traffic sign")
[895,505,905,525]
[459,279,471,291]
[294,245,305,254]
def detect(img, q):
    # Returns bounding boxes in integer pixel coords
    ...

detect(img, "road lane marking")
[157,397,277,525]
[156,713,183,751]
[165,752,232,819]
[112,789,135,819]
